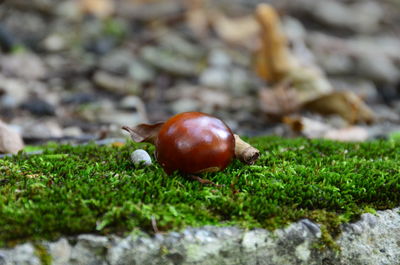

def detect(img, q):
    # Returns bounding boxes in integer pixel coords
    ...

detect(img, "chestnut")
[122,112,259,176]
[155,112,235,174]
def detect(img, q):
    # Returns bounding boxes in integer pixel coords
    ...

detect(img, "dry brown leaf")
[282,116,304,133]
[212,12,260,49]
[185,0,210,37]
[0,120,24,154]
[303,91,375,124]
[255,3,332,107]
[81,0,114,18]
[254,4,295,83]
[122,122,164,144]
[285,67,332,103]
[259,80,301,119]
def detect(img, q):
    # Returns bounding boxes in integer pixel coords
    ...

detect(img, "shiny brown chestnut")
[155,112,235,174]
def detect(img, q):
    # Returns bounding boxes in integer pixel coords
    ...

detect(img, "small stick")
[151,215,159,234]
[188,175,224,188]
[234,134,260,165]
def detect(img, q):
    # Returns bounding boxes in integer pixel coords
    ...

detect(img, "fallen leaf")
[212,11,260,49]
[303,91,375,124]
[259,80,301,119]
[122,122,164,144]
[81,0,114,18]
[285,67,332,103]
[254,4,296,83]
[0,120,24,154]
[185,0,210,37]
[255,3,333,111]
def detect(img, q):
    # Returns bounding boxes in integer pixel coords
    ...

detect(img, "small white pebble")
[130,149,152,166]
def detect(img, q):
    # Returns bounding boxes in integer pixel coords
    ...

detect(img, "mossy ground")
[0,136,399,247]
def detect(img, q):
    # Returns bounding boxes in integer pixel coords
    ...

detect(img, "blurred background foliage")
[0,0,400,154]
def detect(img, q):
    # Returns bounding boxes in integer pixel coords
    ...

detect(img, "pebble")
[229,67,251,96]
[208,49,232,67]
[160,34,204,59]
[99,49,135,74]
[356,54,400,84]
[20,98,56,116]
[62,93,98,105]
[0,53,47,80]
[171,98,201,114]
[310,0,383,33]
[93,71,139,95]
[140,46,199,76]
[199,67,230,89]
[128,60,155,83]
[131,149,152,166]
[0,120,24,154]
[42,34,66,52]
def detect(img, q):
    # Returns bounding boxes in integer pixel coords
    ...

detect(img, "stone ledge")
[1,208,399,265]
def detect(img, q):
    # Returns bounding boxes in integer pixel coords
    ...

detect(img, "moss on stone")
[0,136,399,247]
[34,243,52,265]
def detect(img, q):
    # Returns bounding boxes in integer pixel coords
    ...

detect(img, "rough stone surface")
[1,208,400,265]
[0,120,24,154]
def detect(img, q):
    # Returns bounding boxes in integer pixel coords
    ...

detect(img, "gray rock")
[1,10,48,46]
[198,89,231,109]
[20,98,56,116]
[1,243,41,265]
[356,53,400,84]
[116,0,183,21]
[128,60,155,83]
[69,235,109,265]
[199,67,230,89]
[47,238,72,265]
[0,95,18,109]
[208,49,232,68]
[130,149,152,166]
[99,50,135,74]
[100,111,145,127]
[309,0,383,33]
[308,32,400,85]
[0,252,6,265]
[0,120,24,154]
[42,34,66,52]
[140,47,199,76]
[13,118,63,139]
[2,208,400,264]
[0,53,47,80]
[170,98,201,114]
[307,33,355,75]
[229,67,252,96]
[160,34,204,60]
[55,0,82,21]
[118,96,148,123]
[93,71,139,95]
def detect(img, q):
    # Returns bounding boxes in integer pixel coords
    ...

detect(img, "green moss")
[0,136,399,247]
[34,243,52,265]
